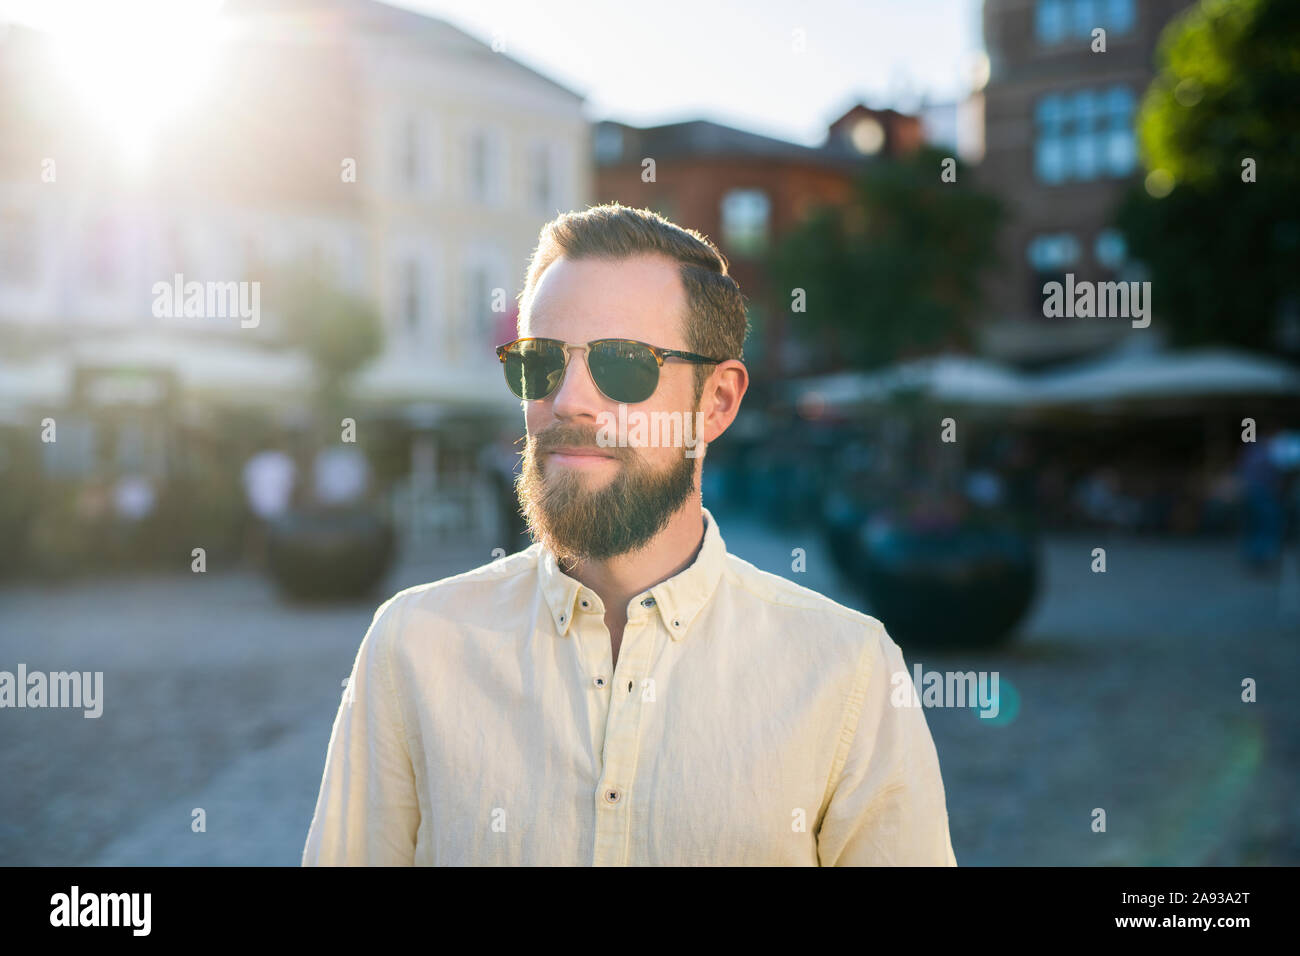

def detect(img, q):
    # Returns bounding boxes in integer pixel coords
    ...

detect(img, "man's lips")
[547,446,617,459]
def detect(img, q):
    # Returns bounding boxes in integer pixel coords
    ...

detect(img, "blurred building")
[593,106,924,380]
[978,0,1193,365]
[0,0,590,542]
[920,94,987,165]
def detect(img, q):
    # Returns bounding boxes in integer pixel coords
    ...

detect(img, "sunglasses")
[496,337,724,404]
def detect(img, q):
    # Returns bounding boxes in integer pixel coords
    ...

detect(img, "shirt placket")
[591,594,660,866]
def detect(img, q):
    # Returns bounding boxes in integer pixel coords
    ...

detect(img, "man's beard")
[515,422,697,566]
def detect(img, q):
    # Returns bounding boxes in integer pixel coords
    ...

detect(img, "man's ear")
[699,360,748,444]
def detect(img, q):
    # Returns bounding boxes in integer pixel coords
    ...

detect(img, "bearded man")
[303,203,956,866]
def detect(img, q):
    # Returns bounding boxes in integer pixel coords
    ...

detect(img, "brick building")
[593,107,923,380]
[978,0,1193,365]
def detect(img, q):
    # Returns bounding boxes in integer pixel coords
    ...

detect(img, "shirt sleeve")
[302,594,421,865]
[816,624,958,866]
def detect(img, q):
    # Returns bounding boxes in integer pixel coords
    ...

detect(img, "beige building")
[0,0,591,418]
[0,0,590,548]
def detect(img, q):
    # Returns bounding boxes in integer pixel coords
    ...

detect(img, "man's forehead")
[523,253,687,341]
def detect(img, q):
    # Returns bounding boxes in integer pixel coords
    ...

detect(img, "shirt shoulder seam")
[377,595,413,747]
[386,549,541,609]
[722,558,881,629]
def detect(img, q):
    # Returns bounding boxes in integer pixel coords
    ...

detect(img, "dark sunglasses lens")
[589,341,659,403]
[503,341,566,400]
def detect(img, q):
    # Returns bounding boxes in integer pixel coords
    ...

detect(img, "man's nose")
[550,347,608,420]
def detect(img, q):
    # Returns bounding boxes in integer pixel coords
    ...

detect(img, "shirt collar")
[537,506,726,641]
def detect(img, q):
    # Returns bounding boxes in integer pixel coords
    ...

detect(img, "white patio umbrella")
[1030,346,1300,404]
[790,354,1034,410]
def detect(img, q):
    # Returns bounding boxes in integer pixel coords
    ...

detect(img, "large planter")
[266,506,395,600]
[834,511,1040,649]
[821,491,871,581]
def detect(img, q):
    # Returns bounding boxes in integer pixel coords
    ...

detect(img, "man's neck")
[561,497,708,661]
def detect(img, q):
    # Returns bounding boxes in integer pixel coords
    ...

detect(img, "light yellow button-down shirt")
[302,507,957,866]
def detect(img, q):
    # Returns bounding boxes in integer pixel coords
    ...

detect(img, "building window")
[1035,95,1066,183]
[1027,232,1080,312]
[1035,0,1134,45]
[402,258,423,338]
[594,125,623,164]
[1027,233,1081,272]
[41,418,97,478]
[393,115,438,195]
[720,188,771,256]
[1094,228,1127,270]
[242,236,265,281]
[0,208,37,288]
[1101,87,1137,176]
[84,214,123,293]
[399,115,421,191]
[529,142,554,212]
[1104,0,1136,34]
[1036,0,1067,43]
[468,128,502,205]
[461,264,493,354]
[460,244,507,359]
[342,233,366,292]
[1034,86,1136,184]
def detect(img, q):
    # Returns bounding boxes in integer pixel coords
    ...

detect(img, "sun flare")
[24,0,227,165]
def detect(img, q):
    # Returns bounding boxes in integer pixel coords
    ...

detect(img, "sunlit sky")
[0,0,985,147]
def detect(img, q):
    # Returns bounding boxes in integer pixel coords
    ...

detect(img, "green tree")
[767,146,1003,370]
[278,268,383,415]
[1116,0,1300,352]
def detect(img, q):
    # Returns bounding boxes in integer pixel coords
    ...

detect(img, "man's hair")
[518,203,748,400]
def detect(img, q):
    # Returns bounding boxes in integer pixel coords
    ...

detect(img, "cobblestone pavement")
[0,513,1295,865]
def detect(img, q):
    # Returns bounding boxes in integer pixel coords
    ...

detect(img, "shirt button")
[641,596,656,608]
[593,676,607,688]
[580,599,590,609]
[603,787,622,805]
